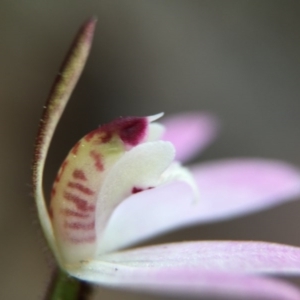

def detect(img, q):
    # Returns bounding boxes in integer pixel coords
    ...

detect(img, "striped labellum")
[50,114,196,265]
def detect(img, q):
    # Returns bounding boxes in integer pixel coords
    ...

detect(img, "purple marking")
[64,192,95,212]
[132,187,144,194]
[100,117,148,146]
[132,186,154,194]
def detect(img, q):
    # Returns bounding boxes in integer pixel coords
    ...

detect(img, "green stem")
[45,268,92,300]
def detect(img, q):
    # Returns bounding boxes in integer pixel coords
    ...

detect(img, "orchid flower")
[33,19,300,300]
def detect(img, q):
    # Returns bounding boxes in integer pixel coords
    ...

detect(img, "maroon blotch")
[100,117,147,146]
[132,186,154,194]
[118,117,147,146]
[72,169,87,181]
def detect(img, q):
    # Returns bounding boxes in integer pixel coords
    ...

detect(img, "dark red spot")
[64,221,94,230]
[132,186,154,194]
[132,187,143,194]
[55,160,68,182]
[90,150,104,171]
[71,141,81,155]
[63,192,95,212]
[72,169,87,181]
[82,116,147,147]
[61,209,89,218]
[118,117,147,146]
[67,182,95,195]
[100,117,147,146]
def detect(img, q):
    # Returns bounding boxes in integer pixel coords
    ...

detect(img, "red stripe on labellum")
[61,209,90,218]
[64,192,95,212]
[68,235,96,244]
[100,132,113,143]
[55,160,68,182]
[71,141,81,155]
[67,181,95,195]
[64,221,94,230]
[90,150,104,171]
[84,128,101,142]
[72,169,87,181]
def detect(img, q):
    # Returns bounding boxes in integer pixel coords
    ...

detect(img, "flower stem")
[45,268,92,300]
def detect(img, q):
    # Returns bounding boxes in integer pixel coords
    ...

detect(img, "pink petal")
[101,241,300,275]
[162,112,219,162]
[71,270,300,300]
[191,159,300,222]
[69,241,300,299]
[100,159,300,252]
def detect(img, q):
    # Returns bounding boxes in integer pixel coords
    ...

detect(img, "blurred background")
[1,1,300,299]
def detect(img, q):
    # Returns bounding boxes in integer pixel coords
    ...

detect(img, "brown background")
[1,1,300,299]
